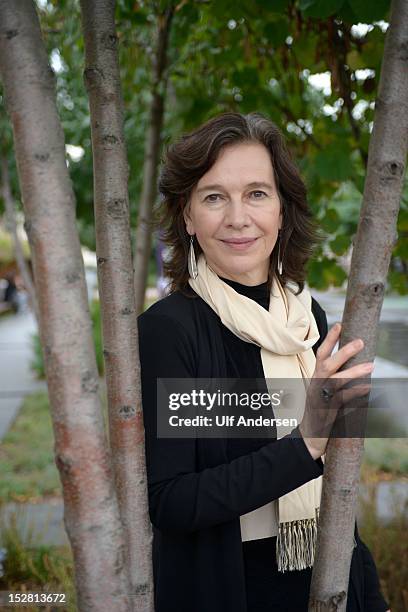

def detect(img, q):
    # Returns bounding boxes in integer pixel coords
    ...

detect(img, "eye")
[250,190,267,199]
[204,193,222,203]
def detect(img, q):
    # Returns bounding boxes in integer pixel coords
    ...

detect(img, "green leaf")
[359,27,387,70]
[328,262,347,287]
[299,0,346,19]
[294,32,319,66]
[330,234,350,255]
[307,259,329,290]
[255,0,290,11]
[320,208,340,233]
[298,0,316,9]
[388,270,408,295]
[346,50,366,71]
[348,0,391,22]
[315,144,354,181]
[335,1,359,22]
[353,174,366,195]
[308,257,347,289]
[263,19,290,47]
[393,239,408,260]
[231,66,259,89]
[397,208,408,232]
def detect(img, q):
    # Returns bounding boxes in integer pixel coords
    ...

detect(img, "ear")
[183,200,194,235]
[278,209,283,231]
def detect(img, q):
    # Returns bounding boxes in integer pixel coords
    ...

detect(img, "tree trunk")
[0,154,39,320]
[133,6,174,316]
[0,2,132,610]
[309,1,408,610]
[80,1,154,609]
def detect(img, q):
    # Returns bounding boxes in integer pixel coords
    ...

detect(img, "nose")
[224,198,251,229]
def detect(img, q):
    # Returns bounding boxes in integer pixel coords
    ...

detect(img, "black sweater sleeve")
[311,296,328,354]
[137,310,324,534]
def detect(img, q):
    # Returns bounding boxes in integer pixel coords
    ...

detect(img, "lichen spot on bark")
[106,198,126,218]
[65,271,80,284]
[34,152,50,162]
[55,453,74,475]
[100,32,118,50]
[134,582,150,596]
[118,405,136,420]
[81,371,99,394]
[120,307,133,315]
[102,134,119,146]
[84,67,104,89]
[399,39,408,61]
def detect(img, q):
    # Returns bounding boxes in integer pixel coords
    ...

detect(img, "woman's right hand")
[299,322,374,459]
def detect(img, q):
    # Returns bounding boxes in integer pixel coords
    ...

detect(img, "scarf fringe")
[276,508,320,573]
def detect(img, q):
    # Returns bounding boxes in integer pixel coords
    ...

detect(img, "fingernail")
[364,363,374,371]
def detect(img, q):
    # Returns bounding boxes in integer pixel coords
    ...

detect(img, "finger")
[335,383,371,406]
[330,362,374,384]
[308,378,372,412]
[331,384,372,421]
[316,322,342,362]
[320,338,366,377]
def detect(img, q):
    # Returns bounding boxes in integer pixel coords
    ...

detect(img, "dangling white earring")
[188,235,198,279]
[277,232,283,276]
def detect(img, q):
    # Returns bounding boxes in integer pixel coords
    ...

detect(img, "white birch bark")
[309,1,408,609]
[0,2,132,609]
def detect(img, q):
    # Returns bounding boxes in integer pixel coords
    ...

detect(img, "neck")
[206,261,269,287]
[219,275,268,287]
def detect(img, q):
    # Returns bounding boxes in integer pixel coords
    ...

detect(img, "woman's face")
[184,142,282,285]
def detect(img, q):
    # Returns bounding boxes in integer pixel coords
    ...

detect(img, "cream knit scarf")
[188,253,323,572]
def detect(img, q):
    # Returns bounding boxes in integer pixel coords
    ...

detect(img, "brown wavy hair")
[153,112,322,297]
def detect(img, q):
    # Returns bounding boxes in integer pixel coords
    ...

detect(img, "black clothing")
[137,280,389,612]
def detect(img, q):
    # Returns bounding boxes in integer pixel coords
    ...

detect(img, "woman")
[137,112,390,612]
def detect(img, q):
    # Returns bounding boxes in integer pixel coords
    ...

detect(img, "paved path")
[0,310,47,439]
[1,498,69,547]
[312,288,408,325]
[1,480,404,548]
[313,288,408,376]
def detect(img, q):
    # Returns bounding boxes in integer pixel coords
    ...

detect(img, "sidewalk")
[313,288,408,376]
[0,310,47,439]
[312,287,408,325]
[0,310,67,546]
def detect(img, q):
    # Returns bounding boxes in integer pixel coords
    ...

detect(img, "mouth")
[220,237,259,250]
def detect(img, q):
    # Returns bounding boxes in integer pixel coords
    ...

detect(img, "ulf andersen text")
[168,415,298,428]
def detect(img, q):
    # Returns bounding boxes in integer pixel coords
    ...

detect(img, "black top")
[137,280,389,612]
